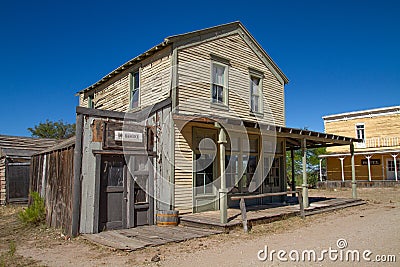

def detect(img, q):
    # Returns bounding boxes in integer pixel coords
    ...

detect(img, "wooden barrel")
[156,210,179,226]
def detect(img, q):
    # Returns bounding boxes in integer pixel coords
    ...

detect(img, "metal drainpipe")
[72,113,84,237]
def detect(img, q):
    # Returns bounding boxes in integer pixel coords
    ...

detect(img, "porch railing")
[230,190,304,233]
[364,136,400,148]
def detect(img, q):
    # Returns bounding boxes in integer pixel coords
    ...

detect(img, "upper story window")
[250,76,262,113]
[130,71,140,109]
[88,94,94,108]
[356,123,365,142]
[211,60,228,105]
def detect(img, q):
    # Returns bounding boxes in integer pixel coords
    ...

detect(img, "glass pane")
[249,138,258,153]
[195,153,214,195]
[134,178,148,203]
[225,155,239,188]
[131,89,139,108]
[134,72,139,89]
[213,64,225,85]
[107,164,124,186]
[212,85,218,102]
[217,86,224,103]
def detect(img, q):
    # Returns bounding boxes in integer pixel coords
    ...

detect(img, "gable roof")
[78,21,288,94]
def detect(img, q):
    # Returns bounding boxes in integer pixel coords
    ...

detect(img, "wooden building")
[320,106,400,182]
[0,135,59,204]
[33,22,360,236]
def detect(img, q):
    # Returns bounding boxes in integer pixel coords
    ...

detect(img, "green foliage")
[8,241,16,257]
[28,119,75,139]
[287,147,326,188]
[18,192,46,225]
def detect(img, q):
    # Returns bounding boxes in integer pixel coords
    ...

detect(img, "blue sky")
[0,0,399,136]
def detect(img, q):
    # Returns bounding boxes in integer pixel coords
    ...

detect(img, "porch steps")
[179,198,366,231]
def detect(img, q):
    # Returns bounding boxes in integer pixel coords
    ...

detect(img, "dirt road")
[1,188,399,266]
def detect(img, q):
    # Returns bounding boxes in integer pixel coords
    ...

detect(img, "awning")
[172,113,361,150]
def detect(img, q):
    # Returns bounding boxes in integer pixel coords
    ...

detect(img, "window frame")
[210,59,229,107]
[88,94,94,108]
[249,68,264,115]
[355,123,366,142]
[129,70,140,110]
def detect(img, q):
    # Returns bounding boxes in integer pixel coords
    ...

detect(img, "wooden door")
[127,155,154,227]
[7,162,30,203]
[99,155,127,232]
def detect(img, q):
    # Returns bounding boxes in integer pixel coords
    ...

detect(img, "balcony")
[358,136,400,149]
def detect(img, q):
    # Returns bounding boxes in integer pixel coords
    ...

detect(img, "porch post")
[350,143,357,199]
[339,157,345,182]
[392,154,398,181]
[365,155,372,182]
[301,139,309,208]
[319,158,323,182]
[291,149,296,197]
[217,124,228,224]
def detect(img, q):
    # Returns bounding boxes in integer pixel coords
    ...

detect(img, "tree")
[286,147,326,188]
[28,120,75,139]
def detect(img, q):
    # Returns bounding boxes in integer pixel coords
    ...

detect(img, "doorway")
[386,159,399,180]
[99,154,153,232]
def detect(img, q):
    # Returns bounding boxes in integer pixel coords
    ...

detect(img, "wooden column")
[392,154,398,181]
[365,155,372,182]
[350,143,357,199]
[217,124,228,224]
[291,149,296,197]
[339,157,345,182]
[319,158,323,182]
[301,139,309,208]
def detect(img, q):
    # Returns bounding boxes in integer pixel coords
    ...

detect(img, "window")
[388,160,400,172]
[211,63,227,104]
[88,94,94,108]
[250,76,262,113]
[356,124,365,142]
[130,71,140,109]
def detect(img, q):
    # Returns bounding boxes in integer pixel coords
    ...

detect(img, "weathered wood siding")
[325,113,400,153]
[79,46,172,112]
[174,121,194,211]
[0,158,6,205]
[31,144,74,235]
[177,33,285,126]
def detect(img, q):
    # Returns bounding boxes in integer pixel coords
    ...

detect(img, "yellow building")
[320,106,400,182]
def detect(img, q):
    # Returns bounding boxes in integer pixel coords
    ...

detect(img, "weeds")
[18,191,46,225]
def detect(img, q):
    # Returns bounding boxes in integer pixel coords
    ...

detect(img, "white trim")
[323,106,400,122]
[319,149,400,158]
[210,61,229,106]
[339,157,345,182]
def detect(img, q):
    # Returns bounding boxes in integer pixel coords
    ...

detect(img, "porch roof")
[319,149,400,158]
[172,113,362,151]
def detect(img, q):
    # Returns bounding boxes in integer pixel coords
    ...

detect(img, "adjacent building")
[0,135,59,204]
[320,106,400,182]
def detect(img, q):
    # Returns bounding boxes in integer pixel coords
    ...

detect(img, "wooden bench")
[230,190,305,232]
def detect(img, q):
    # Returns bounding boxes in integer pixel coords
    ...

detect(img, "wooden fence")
[30,137,75,235]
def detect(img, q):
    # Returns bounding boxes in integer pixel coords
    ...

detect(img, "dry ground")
[0,187,399,266]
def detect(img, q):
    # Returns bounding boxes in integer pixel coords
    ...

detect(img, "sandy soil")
[1,188,399,266]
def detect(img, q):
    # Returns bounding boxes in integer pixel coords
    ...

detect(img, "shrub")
[18,192,46,225]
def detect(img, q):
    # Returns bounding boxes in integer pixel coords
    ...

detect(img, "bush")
[18,192,46,225]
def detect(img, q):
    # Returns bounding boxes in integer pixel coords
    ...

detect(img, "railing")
[230,190,305,232]
[364,136,400,148]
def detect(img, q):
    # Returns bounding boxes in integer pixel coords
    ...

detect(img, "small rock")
[199,243,203,246]
[151,255,161,262]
